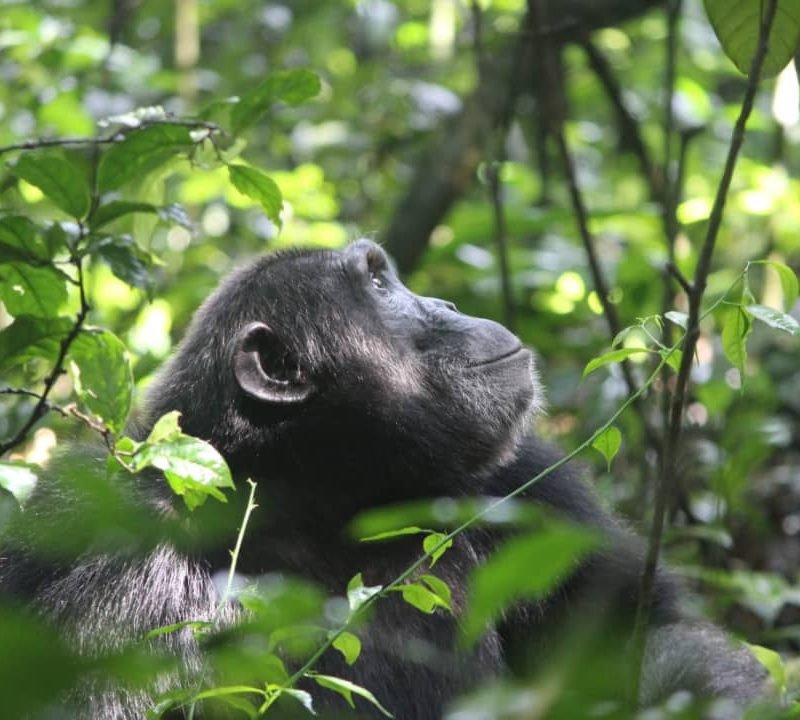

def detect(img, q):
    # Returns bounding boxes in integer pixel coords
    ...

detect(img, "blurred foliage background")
[1,0,799,715]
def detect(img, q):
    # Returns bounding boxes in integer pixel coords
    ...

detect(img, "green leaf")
[423,531,453,566]
[346,573,383,614]
[193,686,265,702]
[664,310,689,329]
[91,201,192,231]
[591,426,622,470]
[703,0,800,79]
[88,236,158,290]
[753,260,800,309]
[231,69,321,134]
[660,348,683,373]
[394,582,448,614]
[332,631,362,666]
[749,644,787,694]
[721,306,751,377]
[359,525,429,542]
[129,411,235,510]
[309,673,393,717]
[0,263,68,317]
[146,410,182,443]
[91,201,159,230]
[582,347,653,378]
[68,329,133,435]
[0,461,38,505]
[462,523,600,647]
[145,620,213,639]
[0,216,51,263]
[97,125,193,191]
[419,574,452,611]
[0,316,73,373]
[746,304,800,336]
[227,164,283,226]
[281,689,316,716]
[12,153,90,218]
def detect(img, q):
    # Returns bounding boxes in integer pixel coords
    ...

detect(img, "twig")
[580,38,663,201]
[0,119,220,157]
[471,1,517,330]
[220,479,259,608]
[0,388,69,417]
[631,0,779,704]
[527,0,662,457]
[0,259,91,457]
[666,262,692,296]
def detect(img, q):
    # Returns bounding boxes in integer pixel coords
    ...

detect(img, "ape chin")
[0,240,766,719]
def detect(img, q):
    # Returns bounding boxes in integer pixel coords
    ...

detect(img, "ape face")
[145,240,536,503]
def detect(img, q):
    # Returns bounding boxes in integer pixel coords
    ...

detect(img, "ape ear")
[234,322,315,404]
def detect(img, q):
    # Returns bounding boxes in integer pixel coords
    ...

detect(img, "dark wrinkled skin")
[0,241,765,718]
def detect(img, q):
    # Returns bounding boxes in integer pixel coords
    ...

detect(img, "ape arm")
[482,436,766,707]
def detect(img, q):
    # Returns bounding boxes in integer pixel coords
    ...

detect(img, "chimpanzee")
[0,240,765,718]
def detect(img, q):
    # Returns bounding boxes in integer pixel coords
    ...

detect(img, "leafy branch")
[631,0,781,701]
[0,118,221,157]
[0,250,90,457]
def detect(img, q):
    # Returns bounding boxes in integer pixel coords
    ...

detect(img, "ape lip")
[467,345,526,368]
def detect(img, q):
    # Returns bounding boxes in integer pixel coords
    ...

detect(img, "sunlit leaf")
[753,260,800,309]
[69,328,133,435]
[0,316,73,373]
[127,411,235,510]
[12,153,90,219]
[746,304,800,336]
[0,263,68,317]
[664,311,689,329]
[0,460,38,505]
[281,689,316,715]
[395,582,448,614]
[227,164,283,225]
[582,347,653,377]
[145,620,213,639]
[346,573,383,614]
[420,574,452,610]
[97,125,193,191]
[660,348,683,373]
[423,531,453,566]
[332,631,362,666]
[193,686,265,702]
[591,426,622,470]
[749,644,787,694]
[309,673,393,717]
[703,0,800,78]
[721,306,751,378]
[359,526,428,542]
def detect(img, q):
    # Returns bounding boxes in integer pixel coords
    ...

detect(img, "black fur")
[0,241,765,718]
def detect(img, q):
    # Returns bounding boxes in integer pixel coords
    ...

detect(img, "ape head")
[143,240,536,505]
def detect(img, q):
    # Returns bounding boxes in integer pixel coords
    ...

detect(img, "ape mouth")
[467,345,526,368]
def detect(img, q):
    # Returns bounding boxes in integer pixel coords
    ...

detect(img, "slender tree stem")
[631,0,779,704]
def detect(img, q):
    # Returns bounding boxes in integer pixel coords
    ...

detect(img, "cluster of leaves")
[0,68,320,504]
[0,0,800,718]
